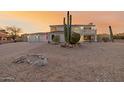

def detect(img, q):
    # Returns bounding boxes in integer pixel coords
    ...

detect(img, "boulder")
[0,77,15,82]
[13,54,48,66]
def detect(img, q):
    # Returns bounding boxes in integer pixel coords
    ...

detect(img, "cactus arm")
[67,11,70,43]
[69,15,72,43]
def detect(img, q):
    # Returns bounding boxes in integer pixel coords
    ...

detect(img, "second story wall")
[50,26,64,32]
[50,25,97,35]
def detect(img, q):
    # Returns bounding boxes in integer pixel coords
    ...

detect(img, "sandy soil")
[0,41,124,82]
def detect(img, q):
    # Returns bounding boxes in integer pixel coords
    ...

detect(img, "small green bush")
[70,32,81,44]
[52,35,60,43]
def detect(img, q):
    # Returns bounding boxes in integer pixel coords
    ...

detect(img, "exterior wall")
[23,34,48,42]
[21,34,28,42]
[50,25,96,33]
[27,35,39,42]
[0,32,8,44]
[0,32,7,41]
[48,32,64,43]
[50,26,64,32]
[79,35,84,42]
[71,26,96,36]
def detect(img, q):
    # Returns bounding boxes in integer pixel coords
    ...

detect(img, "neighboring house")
[22,32,48,42]
[48,23,97,43]
[0,29,8,43]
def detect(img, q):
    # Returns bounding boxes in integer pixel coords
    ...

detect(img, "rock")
[68,44,73,48]
[0,77,15,82]
[13,54,48,66]
[13,56,27,64]
[60,43,66,48]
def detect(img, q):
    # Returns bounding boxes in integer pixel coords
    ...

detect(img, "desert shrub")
[120,36,124,39]
[52,35,60,43]
[97,35,103,42]
[70,32,81,44]
[102,37,109,42]
[113,35,124,39]
[113,35,117,39]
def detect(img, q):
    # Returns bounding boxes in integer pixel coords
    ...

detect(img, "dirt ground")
[0,41,124,82]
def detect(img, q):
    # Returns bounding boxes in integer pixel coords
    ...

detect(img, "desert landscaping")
[0,41,124,82]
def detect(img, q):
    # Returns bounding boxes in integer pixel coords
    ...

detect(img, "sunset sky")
[0,11,124,34]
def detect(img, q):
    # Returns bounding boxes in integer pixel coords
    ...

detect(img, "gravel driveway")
[0,42,124,82]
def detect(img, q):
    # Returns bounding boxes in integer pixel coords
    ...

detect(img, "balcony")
[73,29,96,35]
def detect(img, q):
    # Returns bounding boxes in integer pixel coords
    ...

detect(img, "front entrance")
[84,35,94,42]
[51,34,55,40]
[84,35,91,41]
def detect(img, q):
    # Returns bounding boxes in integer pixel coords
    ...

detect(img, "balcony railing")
[73,29,96,35]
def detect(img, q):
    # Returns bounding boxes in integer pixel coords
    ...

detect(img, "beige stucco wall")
[27,34,48,42]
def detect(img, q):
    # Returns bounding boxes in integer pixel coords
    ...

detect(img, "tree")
[6,26,21,42]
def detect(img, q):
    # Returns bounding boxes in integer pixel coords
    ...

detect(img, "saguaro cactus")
[63,11,72,44]
[63,17,67,42]
[63,11,80,46]
[109,26,114,42]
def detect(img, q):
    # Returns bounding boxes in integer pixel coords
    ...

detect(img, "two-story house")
[48,23,97,43]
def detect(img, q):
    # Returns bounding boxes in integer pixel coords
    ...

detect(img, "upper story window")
[80,27,84,30]
[73,27,80,32]
[84,26,91,30]
[51,27,57,32]
[92,26,96,30]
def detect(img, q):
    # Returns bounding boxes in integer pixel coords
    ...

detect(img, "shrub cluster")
[70,32,81,44]
[102,37,109,42]
[113,35,124,39]
[52,35,60,43]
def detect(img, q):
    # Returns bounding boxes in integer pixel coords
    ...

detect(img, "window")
[51,27,57,32]
[80,27,84,29]
[73,27,80,32]
[84,27,91,30]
